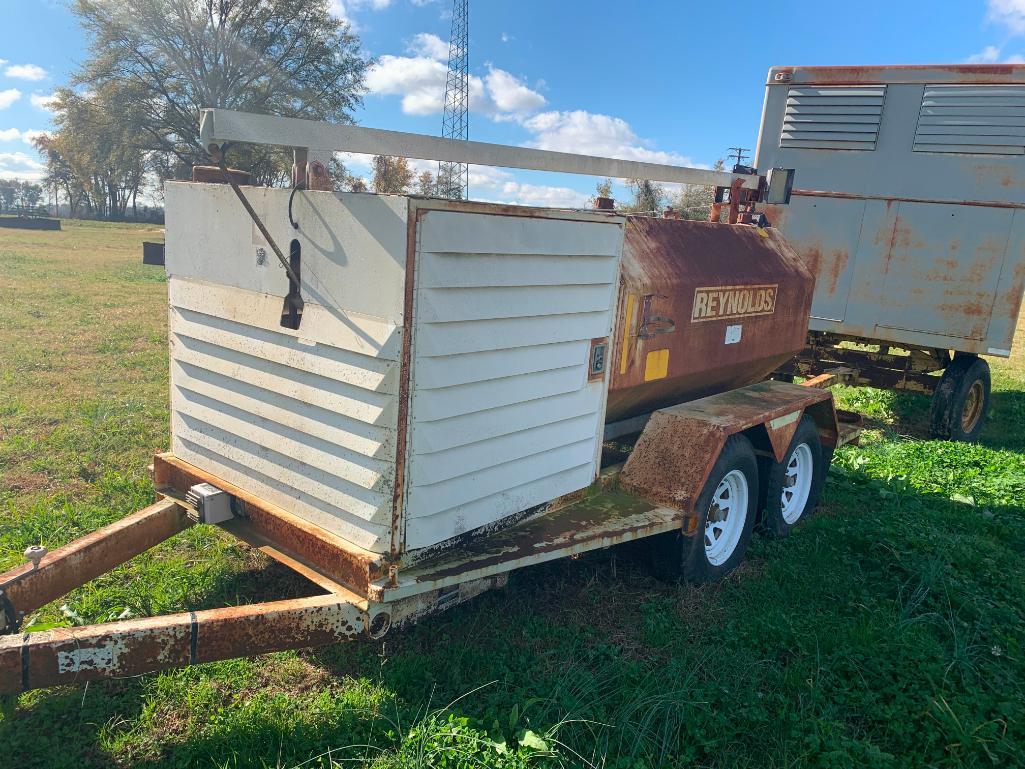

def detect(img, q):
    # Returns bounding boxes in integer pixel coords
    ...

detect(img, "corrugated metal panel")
[403,210,623,551]
[780,86,885,151]
[915,85,1025,155]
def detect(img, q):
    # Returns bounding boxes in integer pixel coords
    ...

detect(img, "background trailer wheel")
[760,414,826,539]
[650,434,759,583]
[930,355,991,442]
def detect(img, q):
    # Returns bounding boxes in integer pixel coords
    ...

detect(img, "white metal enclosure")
[164,183,624,555]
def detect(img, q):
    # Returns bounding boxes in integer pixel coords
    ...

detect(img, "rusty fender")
[0,593,369,694]
[619,380,837,515]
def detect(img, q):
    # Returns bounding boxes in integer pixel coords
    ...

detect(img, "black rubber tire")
[930,355,991,442]
[650,434,759,583]
[760,415,826,539]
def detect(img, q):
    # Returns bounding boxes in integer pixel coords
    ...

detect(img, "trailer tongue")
[0,110,858,695]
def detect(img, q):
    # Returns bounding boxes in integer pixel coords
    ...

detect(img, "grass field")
[1,219,1025,768]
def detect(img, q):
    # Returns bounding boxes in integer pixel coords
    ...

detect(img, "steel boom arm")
[198,108,761,190]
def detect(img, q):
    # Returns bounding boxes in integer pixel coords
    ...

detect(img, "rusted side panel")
[619,380,836,512]
[153,453,385,593]
[607,217,814,421]
[0,499,190,626]
[0,594,366,694]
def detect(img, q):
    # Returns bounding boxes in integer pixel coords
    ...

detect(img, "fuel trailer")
[0,111,858,694]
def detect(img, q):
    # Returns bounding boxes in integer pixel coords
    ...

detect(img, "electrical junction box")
[185,483,235,525]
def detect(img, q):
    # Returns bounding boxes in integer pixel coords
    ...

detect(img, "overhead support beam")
[199,109,761,190]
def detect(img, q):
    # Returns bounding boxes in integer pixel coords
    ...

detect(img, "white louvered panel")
[403,210,623,551]
[168,278,401,553]
[781,86,885,150]
[915,85,1025,155]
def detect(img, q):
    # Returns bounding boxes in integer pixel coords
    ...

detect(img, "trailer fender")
[619,380,838,525]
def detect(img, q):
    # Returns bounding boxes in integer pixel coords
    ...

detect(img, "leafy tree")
[372,155,414,194]
[623,178,666,214]
[672,159,726,221]
[0,184,15,214]
[45,83,148,218]
[415,170,436,196]
[587,177,614,208]
[70,0,369,184]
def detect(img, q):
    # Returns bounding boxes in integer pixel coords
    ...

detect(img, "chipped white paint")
[57,638,125,674]
[769,410,801,431]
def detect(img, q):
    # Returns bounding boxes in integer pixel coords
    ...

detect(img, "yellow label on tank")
[644,349,670,381]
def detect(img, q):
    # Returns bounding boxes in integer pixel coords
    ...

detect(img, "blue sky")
[2,0,1025,204]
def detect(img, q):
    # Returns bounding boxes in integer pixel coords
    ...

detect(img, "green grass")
[2,220,1025,768]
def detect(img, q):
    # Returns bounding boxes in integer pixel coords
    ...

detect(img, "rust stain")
[1,594,367,694]
[826,248,848,296]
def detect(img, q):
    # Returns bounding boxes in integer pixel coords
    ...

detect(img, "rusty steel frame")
[0,593,368,695]
[778,331,951,395]
[0,384,857,695]
[152,453,387,592]
[0,499,191,634]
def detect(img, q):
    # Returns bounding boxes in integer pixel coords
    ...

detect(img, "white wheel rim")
[704,469,749,566]
[780,443,814,525]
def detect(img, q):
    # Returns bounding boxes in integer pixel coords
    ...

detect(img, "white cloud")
[988,0,1025,34]
[485,67,546,114]
[966,45,1025,63]
[0,128,46,144]
[30,92,57,111]
[4,63,47,81]
[0,89,22,110]
[500,32,513,43]
[0,151,45,181]
[520,110,692,166]
[327,0,393,28]
[367,45,544,119]
[408,32,449,61]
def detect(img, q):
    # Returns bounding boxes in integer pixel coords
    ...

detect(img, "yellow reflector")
[644,349,670,381]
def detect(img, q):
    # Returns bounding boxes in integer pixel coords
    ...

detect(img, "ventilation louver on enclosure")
[914,85,1025,155]
[780,86,886,151]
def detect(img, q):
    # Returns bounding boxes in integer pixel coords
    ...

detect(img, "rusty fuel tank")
[607,216,814,422]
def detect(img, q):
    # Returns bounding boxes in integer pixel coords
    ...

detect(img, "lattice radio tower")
[437,0,469,199]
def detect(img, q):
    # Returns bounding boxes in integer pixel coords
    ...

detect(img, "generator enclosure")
[165,183,811,556]
[755,64,1025,357]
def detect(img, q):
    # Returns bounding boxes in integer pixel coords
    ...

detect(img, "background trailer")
[756,64,1025,440]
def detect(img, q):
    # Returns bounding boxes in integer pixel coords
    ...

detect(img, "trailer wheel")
[650,434,759,583]
[930,355,990,442]
[761,415,825,539]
